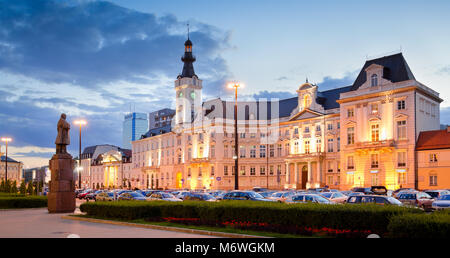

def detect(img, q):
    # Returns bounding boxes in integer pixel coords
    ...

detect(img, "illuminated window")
[371,74,378,87]
[294,141,299,153]
[430,154,438,163]
[304,140,310,154]
[240,166,246,176]
[303,94,311,108]
[260,167,266,175]
[270,166,274,175]
[371,173,379,186]
[371,124,379,142]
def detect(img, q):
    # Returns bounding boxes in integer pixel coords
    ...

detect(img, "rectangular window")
[211,166,215,176]
[294,128,299,135]
[269,165,274,175]
[371,154,379,168]
[347,173,354,185]
[211,145,215,158]
[270,145,275,157]
[430,154,438,163]
[285,143,290,155]
[347,108,354,118]
[328,161,333,173]
[224,166,228,176]
[371,124,379,142]
[277,144,282,156]
[327,175,334,185]
[316,125,321,132]
[232,166,235,175]
[304,126,310,133]
[371,173,379,186]
[240,166,246,176]
[250,167,256,176]
[371,103,378,114]
[260,145,266,158]
[327,139,334,152]
[316,139,321,153]
[337,137,340,152]
[250,146,256,158]
[430,175,437,186]
[327,123,333,131]
[277,165,282,175]
[397,152,406,167]
[240,133,246,138]
[347,156,354,170]
[260,167,266,176]
[347,127,355,145]
[304,140,310,154]
[397,100,406,110]
[188,168,191,177]
[224,145,228,159]
[240,146,246,158]
[398,172,406,185]
[294,141,299,153]
[397,120,407,140]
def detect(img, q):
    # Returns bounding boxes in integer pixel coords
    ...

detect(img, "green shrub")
[80,201,421,234]
[0,196,47,209]
[388,211,450,238]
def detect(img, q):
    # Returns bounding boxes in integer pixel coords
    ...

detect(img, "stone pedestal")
[48,153,76,213]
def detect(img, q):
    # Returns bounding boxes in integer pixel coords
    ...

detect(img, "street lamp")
[1,137,12,183]
[228,82,243,190]
[74,120,86,189]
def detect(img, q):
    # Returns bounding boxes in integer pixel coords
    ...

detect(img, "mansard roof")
[142,124,172,139]
[316,85,353,110]
[350,53,416,91]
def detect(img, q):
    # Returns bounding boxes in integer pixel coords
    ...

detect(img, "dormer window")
[303,94,311,109]
[371,74,378,87]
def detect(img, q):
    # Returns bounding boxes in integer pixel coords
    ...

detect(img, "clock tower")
[174,33,203,128]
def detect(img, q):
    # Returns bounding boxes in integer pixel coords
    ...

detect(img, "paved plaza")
[0,208,215,238]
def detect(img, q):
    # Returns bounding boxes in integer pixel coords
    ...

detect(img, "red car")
[77,189,94,199]
[397,192,434,211]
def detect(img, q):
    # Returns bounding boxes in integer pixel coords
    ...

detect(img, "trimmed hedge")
[80,201,422,235]
[0,196,48,209]
[388,211,450,238]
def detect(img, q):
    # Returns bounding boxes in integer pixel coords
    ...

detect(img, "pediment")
[395,113,409,120]
[289,109,323,121]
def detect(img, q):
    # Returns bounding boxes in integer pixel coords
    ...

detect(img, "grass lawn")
[71,214,315,238]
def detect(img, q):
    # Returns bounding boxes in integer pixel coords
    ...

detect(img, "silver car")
[432,194,450,210]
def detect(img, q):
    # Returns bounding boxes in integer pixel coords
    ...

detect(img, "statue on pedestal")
[48,113,76,213]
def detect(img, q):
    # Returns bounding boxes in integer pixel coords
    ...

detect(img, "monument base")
[47,153,76,214]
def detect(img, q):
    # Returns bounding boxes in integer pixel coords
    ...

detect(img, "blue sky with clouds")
[1,0,450,168]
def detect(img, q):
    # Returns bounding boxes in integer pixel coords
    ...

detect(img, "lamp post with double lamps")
[73,120,86,189]
[228,82,243,190]
[1,137,12,183]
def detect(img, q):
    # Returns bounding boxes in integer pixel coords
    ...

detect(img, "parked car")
[320,192,348,203]
[183,193,216,202]
[307,187,330,193]
[222,191,275,202]
[286,194,334,204]
[95,192,115,201]
[77,189,94,199]
[424,190,450,199]
[142,190,160,197]
[350,187,373,194]
[252,187,268,192]
[147,192,182,202]
[117,192,147,201]
[370,186,388,195]
[346,195,403,206]
[392,188,416,197]
[268,191,297,202]
[85,190,103,201]
[397,192,434,211]
[176,191,192,200]
[431,194,450,210]
[259,191,277,198]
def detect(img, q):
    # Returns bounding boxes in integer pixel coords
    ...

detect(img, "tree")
[11,180,18,194]
[27,181,34,195]
[0,179,5,192]
[5,180,11,193]
[19,181,26,195]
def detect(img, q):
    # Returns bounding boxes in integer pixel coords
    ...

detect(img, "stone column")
[294,163,298,187]
[307,161,312,185]
[316,161,322,186]
[285,162,290,184]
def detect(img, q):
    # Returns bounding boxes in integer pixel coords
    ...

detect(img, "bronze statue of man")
[55,113,70,154]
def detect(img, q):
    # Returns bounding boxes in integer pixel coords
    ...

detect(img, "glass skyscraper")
[122,112,148,149]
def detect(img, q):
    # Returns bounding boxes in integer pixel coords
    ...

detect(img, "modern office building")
[128,38,442,191]
[122,112,148,149]
[149,108,175,130]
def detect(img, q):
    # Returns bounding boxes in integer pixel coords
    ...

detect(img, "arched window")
[371,74,378,87]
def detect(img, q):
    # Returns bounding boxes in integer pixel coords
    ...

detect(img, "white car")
[432,194,450,210]
[147,192,182,202]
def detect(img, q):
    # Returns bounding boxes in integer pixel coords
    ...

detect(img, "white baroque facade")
[130,39,442,191]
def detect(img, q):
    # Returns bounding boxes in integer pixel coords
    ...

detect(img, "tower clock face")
[190,91,196,100]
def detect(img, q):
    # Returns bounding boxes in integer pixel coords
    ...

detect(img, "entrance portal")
[301,166,308,189]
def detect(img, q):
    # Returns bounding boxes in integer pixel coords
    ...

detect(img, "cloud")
[437,65,450,75]
[0,0,232,167]
[316,72,358,90]
[0,0,231,88]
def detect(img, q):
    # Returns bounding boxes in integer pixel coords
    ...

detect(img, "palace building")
[127,37,442,191]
